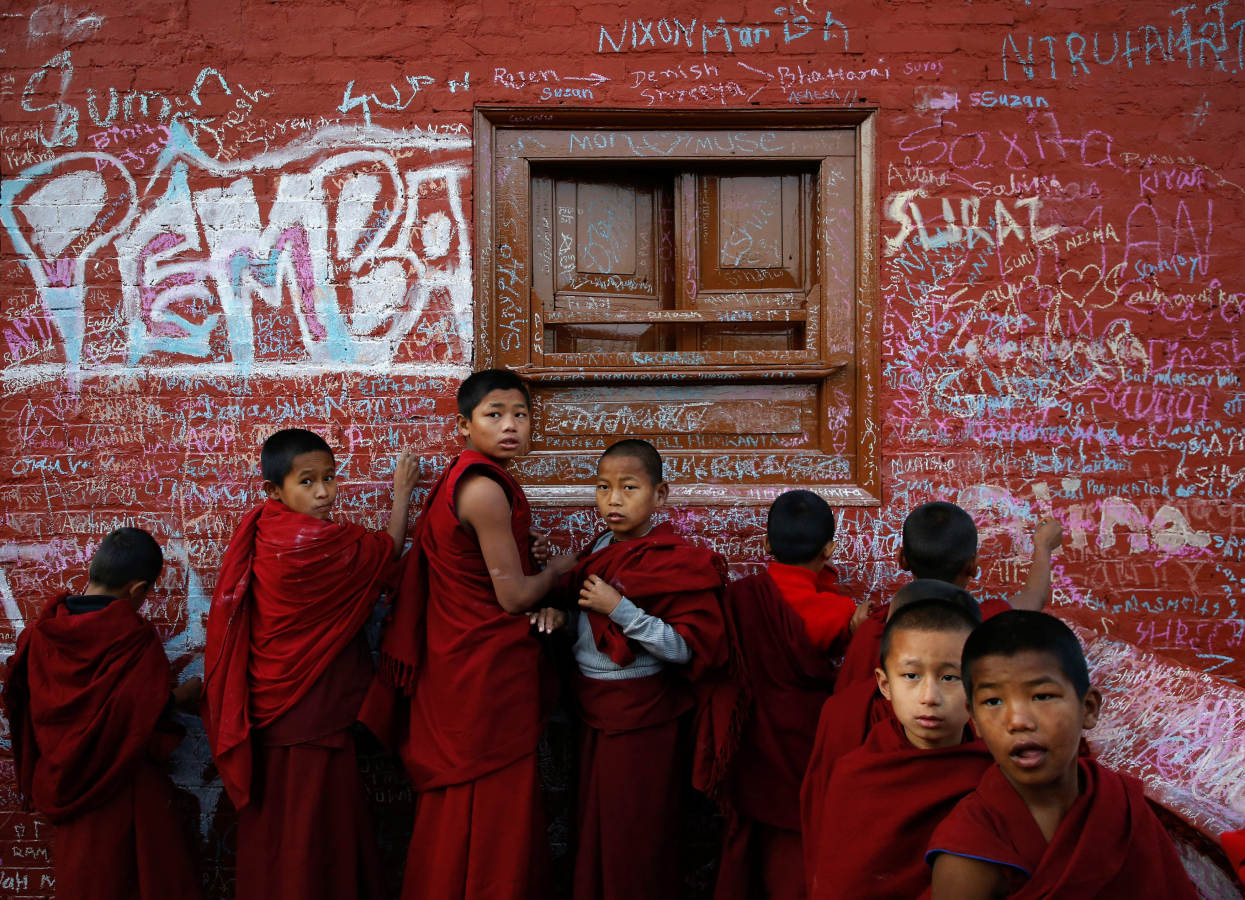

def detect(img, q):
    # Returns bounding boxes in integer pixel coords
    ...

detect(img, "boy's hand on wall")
[528,606,565,633]
[849,598,872,634]
[529,528,550,565]
[1033,517,1063,554]
[579,574,623,615]
[392,450,420,499]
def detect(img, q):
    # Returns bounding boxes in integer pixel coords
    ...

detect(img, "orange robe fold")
[3,593,199,900]
[926,759,1198,899]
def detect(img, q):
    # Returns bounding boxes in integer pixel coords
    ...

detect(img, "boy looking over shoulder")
[699,490,861,900]
[203,428,417,900]
[362,368,574,900]
[927,611,1198,899]
[837,502,1063,691]
[569,439,727,900]
[807,598,992,900]
[3,527,201,900]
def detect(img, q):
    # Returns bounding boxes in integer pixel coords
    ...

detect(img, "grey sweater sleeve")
[608,596,691,664]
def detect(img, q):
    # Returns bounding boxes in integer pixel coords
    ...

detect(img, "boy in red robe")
[700,489,864,900]
[800,582,982,884]
[569,439,727,900]
[361,368,576,900]
[808,598,991,899]
[836,503,1063,691]
[3,527,201,900]
[203,428,419,900]
[926,610,1198,899]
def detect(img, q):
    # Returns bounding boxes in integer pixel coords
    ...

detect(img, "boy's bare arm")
[385,450,421,557]
[929,854,1010,900]
[458,474,576,613]
[1009,517,1063,611]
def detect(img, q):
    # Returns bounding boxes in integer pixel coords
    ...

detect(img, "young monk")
[699,489,863,900]
[360,368,575,900]
[807,599,992,899]
[927,611,1198,898]
[3,527,201,900]
[203,428,418,900]
[836,503,1063,691]
[569,439,727,900]
[800,581,980,884]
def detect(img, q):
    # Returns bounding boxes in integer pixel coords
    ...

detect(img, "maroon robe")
[808,715,992,899]
[927,759,1198,899]
[570,525,728,900]
[203,499,395,900]
[798,680,892,886]
[3,593,199,900]
[360,451,551,900]
[700,572,836,900]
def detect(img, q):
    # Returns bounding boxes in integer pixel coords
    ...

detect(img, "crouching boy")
[3,527,201,900]
[927,611,1198,898]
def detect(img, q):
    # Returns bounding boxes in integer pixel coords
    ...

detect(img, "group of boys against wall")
[3,367,1234,899]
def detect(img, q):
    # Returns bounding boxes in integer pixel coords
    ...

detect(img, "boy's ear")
[121,579,151,611]
[654,481,669,506]
[1081,687,1103,730]
[763,536,773,555]
[454,412,471,440]
[262,479,281,499]
[962,553,979,581]
[875,666,892,701]
[897,547,910,572]
[821,539,837,561]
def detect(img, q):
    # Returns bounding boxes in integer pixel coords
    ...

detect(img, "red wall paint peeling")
[1,0,1242,896]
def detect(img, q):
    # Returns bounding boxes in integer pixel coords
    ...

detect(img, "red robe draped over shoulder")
[701,571,836,900]
[835,594,1010,692]
[2,593,198,900]
[570,524,728,900]
[799,680,891,885]
[926,759,1198,899]
[360,451,550,900]
[362,450,545,789]
[202,498,395,809]
[808,715,992,899]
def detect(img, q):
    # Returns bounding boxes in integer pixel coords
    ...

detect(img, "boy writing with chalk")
[569,438,727,900]
[807,598,992,899]
[836,502,1063,690]
[203,428,417,900]
[362,368,574,900]
[927,610,1197,898]
[3,527,201,900]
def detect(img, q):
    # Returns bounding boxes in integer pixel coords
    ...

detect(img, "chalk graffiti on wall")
[1,122,473,385]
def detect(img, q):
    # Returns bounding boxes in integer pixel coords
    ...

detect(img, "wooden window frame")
[474,106,880,507]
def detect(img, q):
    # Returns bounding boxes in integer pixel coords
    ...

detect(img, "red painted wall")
[1,0,1242,896]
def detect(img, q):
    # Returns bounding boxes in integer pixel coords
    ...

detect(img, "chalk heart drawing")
[1,122,474,383]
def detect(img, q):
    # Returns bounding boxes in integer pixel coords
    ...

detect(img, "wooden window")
[475,108,879,506]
